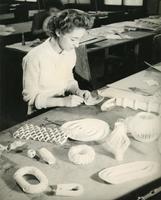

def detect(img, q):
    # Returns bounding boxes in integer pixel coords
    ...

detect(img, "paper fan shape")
[127,112,161,143]
[98,161,160,184]
[61,118,110,141]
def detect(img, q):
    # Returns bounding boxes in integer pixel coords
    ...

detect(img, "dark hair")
[47,9,94,37]
[46,0,64,10]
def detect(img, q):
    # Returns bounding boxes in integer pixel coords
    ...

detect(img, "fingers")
[71,95,84,107]
[77,90,90,99]
[83,91,91,100]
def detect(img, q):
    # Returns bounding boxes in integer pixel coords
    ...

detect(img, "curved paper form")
[38,147,56,165]
[106,121,130,161]
[68,145,95,165]
[99,161,160,184]
[127,112,161,143]
[14,166,48,194]
[61,118,110,141]
[84,94,104,106]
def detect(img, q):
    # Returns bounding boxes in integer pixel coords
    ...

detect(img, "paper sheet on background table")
[6,42,33,52]
[0,25,15,36]
[108,69,161,94]
[99,67,161,103]
[6,39,42,52]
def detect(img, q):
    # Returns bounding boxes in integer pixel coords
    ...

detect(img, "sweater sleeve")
[22,55,48,110]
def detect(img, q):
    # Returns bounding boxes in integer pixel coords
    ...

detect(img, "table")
[5,23,155,53]
[0,21,33,48]
[86,30,154,53]
[9,21,32,34]
[0,10,41,21]
[0,104,161,200]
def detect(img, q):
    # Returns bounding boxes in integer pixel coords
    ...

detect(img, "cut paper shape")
[68,145,95,165]
[13,124,68,145]
[61,118,110,141]
[38,147,56,165]
[127,112,161,143]
[106,121,130,161]
[84,91,104,106]
[101,97,161,115]
[14,166,49,194]
[55,183,84,196]
[98,161,160,184]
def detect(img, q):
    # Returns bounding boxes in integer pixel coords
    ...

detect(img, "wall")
[159,0,161,14]
[146,0,159,15]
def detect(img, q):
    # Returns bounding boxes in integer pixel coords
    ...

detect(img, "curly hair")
[47,9,94,37]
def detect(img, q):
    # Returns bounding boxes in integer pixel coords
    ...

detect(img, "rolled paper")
[38,147,56,165]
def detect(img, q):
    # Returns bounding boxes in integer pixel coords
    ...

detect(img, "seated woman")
[31,0,64,39]
[22,9,94,115]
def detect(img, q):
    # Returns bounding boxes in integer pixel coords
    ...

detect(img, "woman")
[22,9,94,115]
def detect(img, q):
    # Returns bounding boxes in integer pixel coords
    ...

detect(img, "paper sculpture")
[106,121,130,161]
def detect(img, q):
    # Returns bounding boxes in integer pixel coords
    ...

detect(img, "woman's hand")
[63,95,84,107]
[77,90,91,99]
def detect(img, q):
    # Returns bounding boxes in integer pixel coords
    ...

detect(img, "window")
[104,0,122,5]
[104,0,143,6]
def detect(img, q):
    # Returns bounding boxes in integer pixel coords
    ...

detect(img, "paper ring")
[68,145,95,165]
[13,166,49,194]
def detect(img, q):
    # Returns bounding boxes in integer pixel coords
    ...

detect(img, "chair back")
[75,45,91,81]
[152,33,161,64]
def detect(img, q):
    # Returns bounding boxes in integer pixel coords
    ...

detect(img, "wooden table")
[86,30,154,53]
[0,105,161,200]
[0,21,33,47]
[5,26,155,53]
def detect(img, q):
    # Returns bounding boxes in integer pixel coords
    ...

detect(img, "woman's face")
[49,7,60,16]
[58,27,86,51]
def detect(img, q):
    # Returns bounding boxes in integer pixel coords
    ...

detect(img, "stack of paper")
[98,65,161,113]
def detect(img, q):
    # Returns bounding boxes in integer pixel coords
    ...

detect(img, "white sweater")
[22,38,78,114]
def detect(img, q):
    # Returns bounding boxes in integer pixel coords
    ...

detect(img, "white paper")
[152,65,161,72]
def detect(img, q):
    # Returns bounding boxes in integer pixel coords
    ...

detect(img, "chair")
[152,33,161,64]
[74,45,94,90]
[74,44,109,90]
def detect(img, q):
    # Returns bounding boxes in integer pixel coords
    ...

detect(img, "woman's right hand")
[63,95,84,107]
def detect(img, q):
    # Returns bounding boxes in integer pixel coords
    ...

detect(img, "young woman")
[22,9,94,115]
